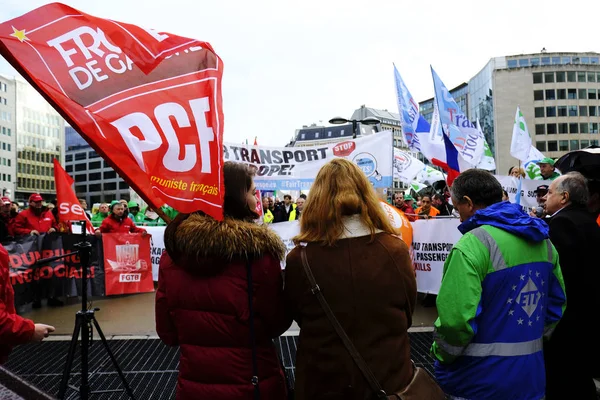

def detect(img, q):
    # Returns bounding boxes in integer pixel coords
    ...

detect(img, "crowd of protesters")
[2,151,600,399]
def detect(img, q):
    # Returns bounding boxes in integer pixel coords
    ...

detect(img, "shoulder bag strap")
[300,245,387,399]
[246,259,260,400]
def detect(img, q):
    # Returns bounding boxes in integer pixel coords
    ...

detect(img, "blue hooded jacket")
[432,201,566,400]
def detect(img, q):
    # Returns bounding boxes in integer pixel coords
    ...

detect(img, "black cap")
[534,185,549,194]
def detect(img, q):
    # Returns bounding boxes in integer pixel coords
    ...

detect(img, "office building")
[65,126,130,206]
[0,75,16,198]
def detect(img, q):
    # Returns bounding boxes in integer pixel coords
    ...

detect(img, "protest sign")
[412,218,462,294]
[224,131,393,191]
[102,233,154,295]
[495,175,552,209]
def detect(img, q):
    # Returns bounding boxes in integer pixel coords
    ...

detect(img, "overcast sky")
[1,0,598,146]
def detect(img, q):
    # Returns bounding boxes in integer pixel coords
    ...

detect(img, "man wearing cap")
[530,185,550,218]
[12,194,57,236]
[536,158,561,181]
[96,201,147,236]
[127,201,145,224]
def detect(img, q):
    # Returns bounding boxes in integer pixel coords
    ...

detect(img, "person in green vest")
[161,205,179,221]
[262,197,274,224]
[128,201,146,224]
[536,157,561,181]
[91,202,109,227]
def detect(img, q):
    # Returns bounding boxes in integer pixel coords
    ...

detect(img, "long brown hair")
[294,158,398,246]
[165,162,257,258]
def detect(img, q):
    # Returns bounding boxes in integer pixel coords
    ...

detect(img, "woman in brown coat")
[284,158,417,400]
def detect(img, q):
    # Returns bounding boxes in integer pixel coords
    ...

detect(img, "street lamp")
[328,116,381,139]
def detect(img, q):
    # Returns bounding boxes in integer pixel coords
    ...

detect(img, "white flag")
[415,165,445,185]
[393,148,425,183]
[476,119,496,171]
[511,107,534,162]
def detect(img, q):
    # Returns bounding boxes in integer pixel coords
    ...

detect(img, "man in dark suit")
[542,171,600,399]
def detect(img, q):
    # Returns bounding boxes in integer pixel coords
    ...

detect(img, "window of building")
[578,88,587,99]
[534,90,544,101]
[535,124,545,135]
[89,184,101,192]
[580,123,589,133]
[104,182,116,191]
[65,165,73,173]
[65,154,73,162]
[570,123,579,134]
[581,140,590,148]
[548,141,558,152]
[75,174,86,183]
[547,124,557,134]
[103,171,116,179]
[567,71,576,82]
[592,140,599,146]
[7,175,10,183]
[588,72,596,82]
[568,88,577,99]
[88,151,98,158]
[546,106,556,117]
[75,185,87,193]
[89,161,101,169]
[558,123,568,134]
[579,106,588,117]
[591,123,599,133]
[75,152,86,161]
[75,163,87,172]
[555,71,565,82]
[588,89,597,100]
[119,181,129,189]
[569,105,578,116]
[562,57,572,64]
[89,172,101,181]
[327,131,332,137]
[590,106,598,117]
[533,73,543,84]
[557,106,567,117]
[536,141,547,152]
[557,89,566,100]
[507,59,518,68]
[535,107,545,118]
[570,140,580,150]
[300,134,305,139]
[577,71,587,82]
[541,57,550,65]
[531,58,540,66]
[544,72,554,83]
[559,140,569,151]
[519,59,530,67]
[315,132,319,138]
[545,89,555,100]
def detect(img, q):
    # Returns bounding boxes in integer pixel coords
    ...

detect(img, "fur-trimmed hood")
[164,214,286,274]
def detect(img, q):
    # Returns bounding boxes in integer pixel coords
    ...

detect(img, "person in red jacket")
[95,201,147,237]
[156,162,291,400]
[12,194,57,236]
[0,244,55,364]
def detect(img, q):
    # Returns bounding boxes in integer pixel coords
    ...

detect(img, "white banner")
[224,131,394,191]
[411,218,462,294]
[146,226,166,281]
[495,175,552,209]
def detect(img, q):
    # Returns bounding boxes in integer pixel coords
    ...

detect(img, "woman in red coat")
[156,162,291,400]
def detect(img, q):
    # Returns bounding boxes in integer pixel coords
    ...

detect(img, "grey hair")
[556,172,589,207]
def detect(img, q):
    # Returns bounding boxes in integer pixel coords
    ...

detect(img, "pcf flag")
[53,158,94,233]
[0,3,225,219]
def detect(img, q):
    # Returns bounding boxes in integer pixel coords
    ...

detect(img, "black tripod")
[37,221,135,400]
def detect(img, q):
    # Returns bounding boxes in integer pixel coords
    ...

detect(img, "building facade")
[65,126,130,206]
[469,52,600,174]
[0,75,16,198]
[8,77,65,202]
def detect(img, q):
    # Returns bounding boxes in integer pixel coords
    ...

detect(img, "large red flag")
[0,3,225,220]
[54,159,95,234]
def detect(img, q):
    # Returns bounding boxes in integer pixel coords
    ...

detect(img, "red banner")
[54,159,94,233]
[102,233,153,296]
[0,3,225,219]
